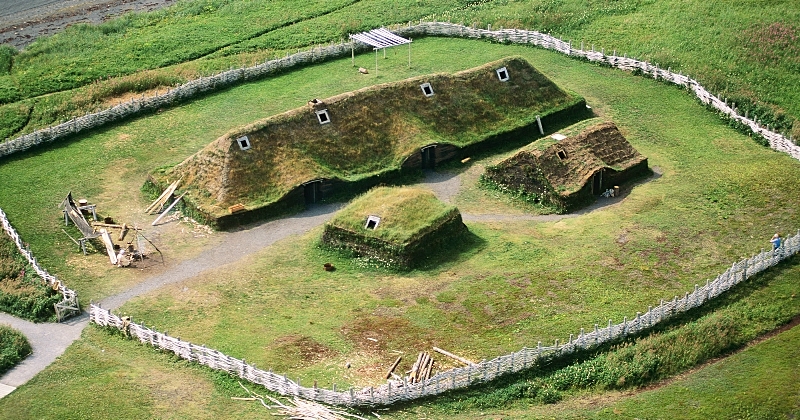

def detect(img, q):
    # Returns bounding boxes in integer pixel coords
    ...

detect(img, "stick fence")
[1,22,798,162]
[4,19,800,403]
[90,228,800,407]
[0,207,80,321]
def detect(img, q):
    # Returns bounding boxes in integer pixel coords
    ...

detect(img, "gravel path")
[0,167,660,398]
[0,202,342,397]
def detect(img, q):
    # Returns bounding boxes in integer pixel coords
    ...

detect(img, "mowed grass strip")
[3,1,799,144]
[0,0,472,139]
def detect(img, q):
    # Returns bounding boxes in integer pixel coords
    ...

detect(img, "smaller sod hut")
[483,119,649,212]
[322,187,467,269]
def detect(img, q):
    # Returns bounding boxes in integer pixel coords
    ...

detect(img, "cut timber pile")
[145,179,180,214]
[407,351,434,384]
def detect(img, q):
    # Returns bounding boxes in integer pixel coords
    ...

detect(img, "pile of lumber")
[407,351,434,384]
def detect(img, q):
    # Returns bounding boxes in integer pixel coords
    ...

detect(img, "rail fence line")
[2,22,798,162]
[0,208,80,321]
[91,228,800,407]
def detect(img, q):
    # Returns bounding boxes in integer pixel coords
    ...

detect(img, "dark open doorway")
[592,169,603,195]
[421,145,436,170]
[304,180,323,205]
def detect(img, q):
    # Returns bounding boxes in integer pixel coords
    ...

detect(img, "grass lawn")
[0,24,799,420]
[1,34,793,401]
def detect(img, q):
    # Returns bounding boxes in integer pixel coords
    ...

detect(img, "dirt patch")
[0,0,180,49]
[267,334,337,369]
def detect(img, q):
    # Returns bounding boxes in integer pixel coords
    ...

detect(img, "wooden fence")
[2,22,799,162]
[0,207,80,321]
[90,228,800,407]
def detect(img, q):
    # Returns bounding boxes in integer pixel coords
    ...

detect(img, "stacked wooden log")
[407,351,434,384]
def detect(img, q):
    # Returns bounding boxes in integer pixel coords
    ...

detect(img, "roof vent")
[496,67,509,82]
[316,109,331,125]
[365,215,381,230]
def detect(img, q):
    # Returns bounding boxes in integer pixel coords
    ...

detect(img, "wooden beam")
[385,356,402,380]
[433,346,477,367]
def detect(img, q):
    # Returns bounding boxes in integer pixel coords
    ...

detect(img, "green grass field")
[0,0,799,418]
[1,0,797,142]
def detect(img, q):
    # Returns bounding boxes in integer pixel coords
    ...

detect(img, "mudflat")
[0,0,178,48]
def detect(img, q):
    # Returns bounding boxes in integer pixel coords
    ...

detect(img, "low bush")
[0,325,31,375]
[0,235,60,322]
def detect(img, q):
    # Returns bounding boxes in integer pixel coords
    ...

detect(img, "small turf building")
[147,56,587,229]
[322,187,467,269]
[483,119,649,212]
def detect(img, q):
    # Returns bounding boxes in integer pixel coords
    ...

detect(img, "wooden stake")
[424,358,434,380]
[433,346,477,366]
[385,356,402,380]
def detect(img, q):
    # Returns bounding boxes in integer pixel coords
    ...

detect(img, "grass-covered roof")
[160,56,582,216]
[326,186,459,244]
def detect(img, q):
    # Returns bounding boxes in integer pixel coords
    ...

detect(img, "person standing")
[771,233,782,250]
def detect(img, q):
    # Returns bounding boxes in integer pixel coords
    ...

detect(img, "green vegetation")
[0,0,798,417]
[2,1,798,145]
[326,187,458,244]
[0,324,31,375]
[0,232,59,322]
[322,186,467,268]
[437,0,800,139]
[0,0,474,139]
[405,256,800,417]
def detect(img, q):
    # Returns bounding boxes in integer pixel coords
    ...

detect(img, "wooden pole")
[385,356,402,379]
[408,39,411,67]
[152,192,187,226]
[433,346,477,366]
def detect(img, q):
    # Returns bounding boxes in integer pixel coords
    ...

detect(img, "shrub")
[0,236,60,322]
[0,325,31,375]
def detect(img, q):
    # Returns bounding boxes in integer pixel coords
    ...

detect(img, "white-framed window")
[364,215,381,230]
[420,82,434,97]
[236,135,251,151]
[316,109,331,125]
[496,67,510,82]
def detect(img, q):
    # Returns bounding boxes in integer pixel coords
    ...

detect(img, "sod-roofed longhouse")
[151,56,586,228]
[322,187,467,269]
[483,120,649,212]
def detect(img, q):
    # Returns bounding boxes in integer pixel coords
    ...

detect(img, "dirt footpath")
[0,0,179,49]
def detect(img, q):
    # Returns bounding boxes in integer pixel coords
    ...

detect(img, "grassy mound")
[154,56,585,225]
[483,119,649,212]
[321,186,466,269]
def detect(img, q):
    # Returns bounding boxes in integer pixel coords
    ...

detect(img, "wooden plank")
[151,192,187,226]
[99,230,118,265]
[145,179,180,214]
[385,356,402,380]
